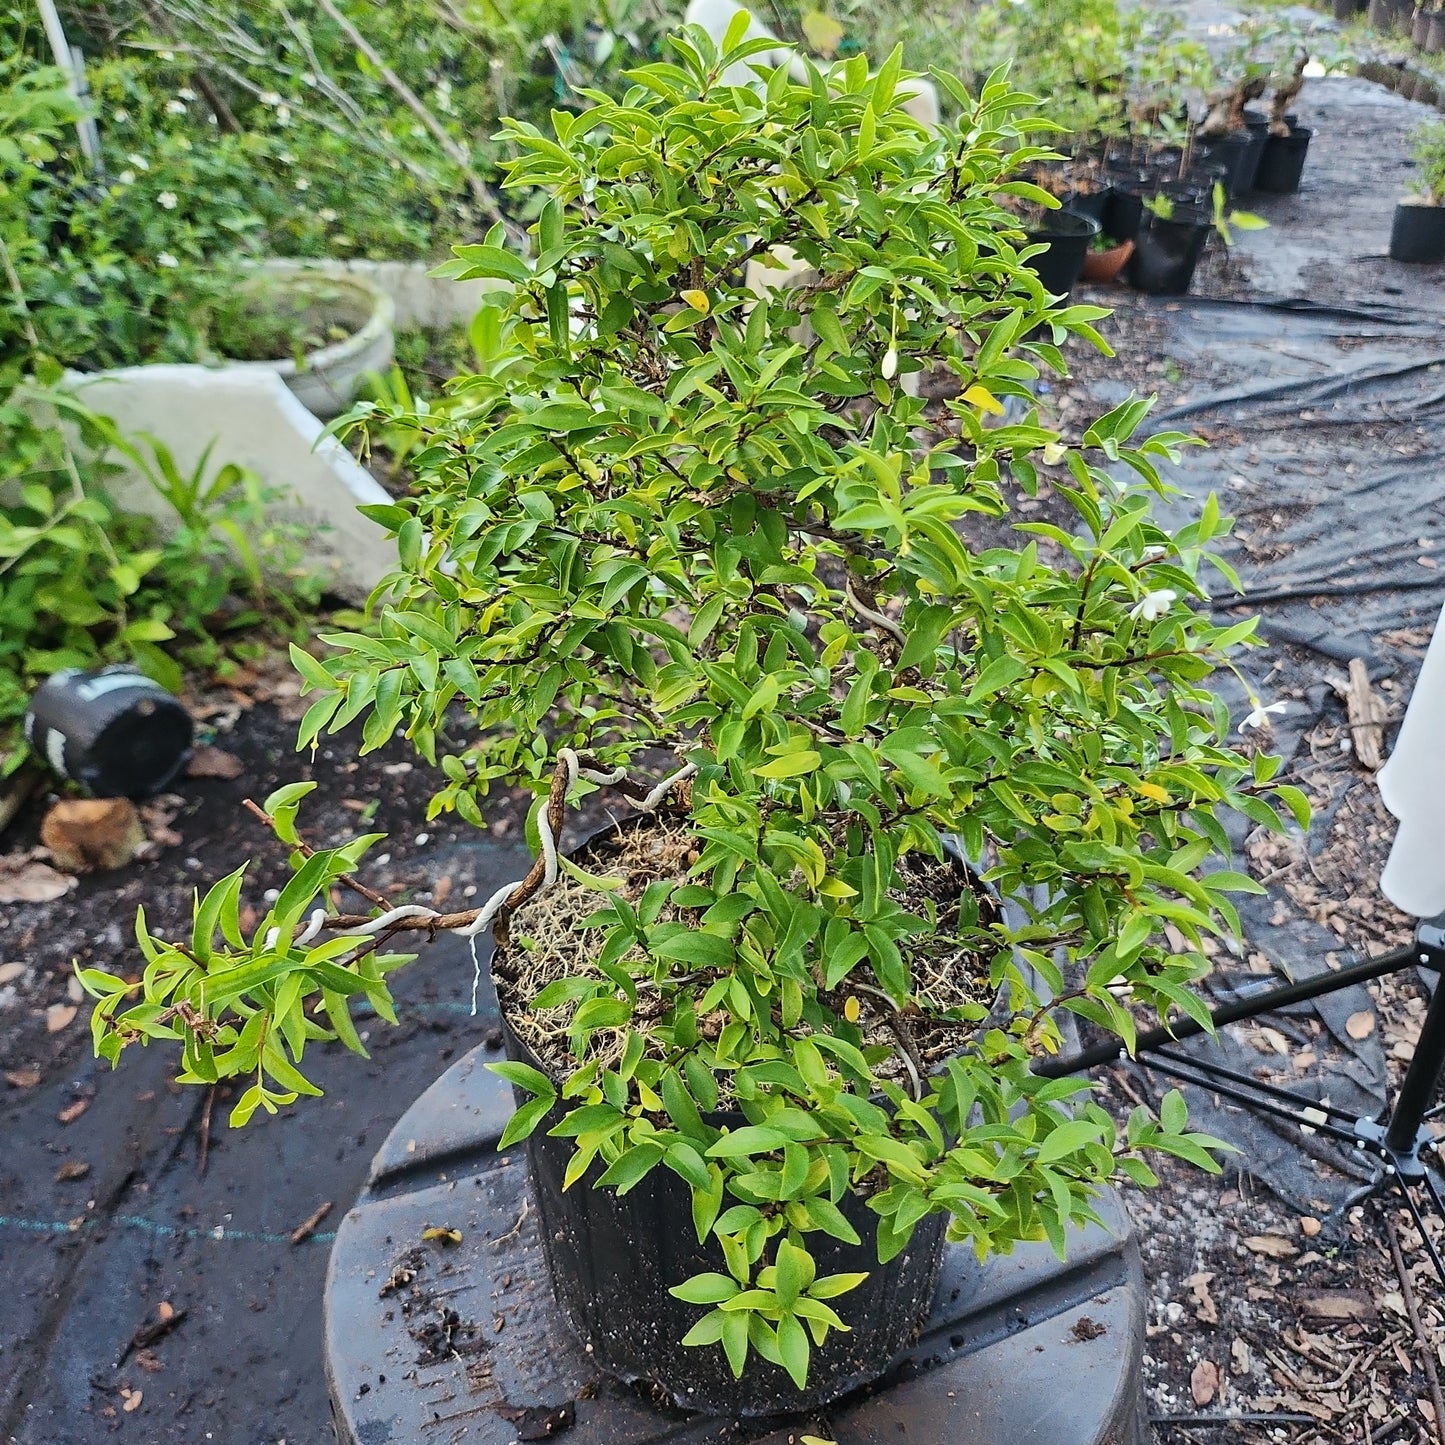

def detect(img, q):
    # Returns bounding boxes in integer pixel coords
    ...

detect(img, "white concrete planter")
[67,365,398,605]
[217,271,396,420]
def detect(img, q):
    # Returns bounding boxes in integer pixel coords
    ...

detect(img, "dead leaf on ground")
[4,1068,41,1089]
[57,1097,89,1125]
[1300,1290,1378,1322]
[185,745,244,780]
[41,799,144,872]
[0,855,77,904]
[1231,1337,1251,1374]
[46,1003,77,1033]
[55,1159,90,1181]
[1243,1234,1297,1258]
[1346,1010,1376,1040]
[0,961,26,984]
[1185,1271,1219,1325]
[1191,1358,1220,1407]
[1300,1215,1322,1237]
[421,1225,462,1245]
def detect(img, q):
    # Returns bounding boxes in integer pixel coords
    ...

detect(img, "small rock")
[41,799,145,873]
[1300,1215,1322,1237]
[0,962,26,985]
[54,1160,90,1182]
[56,1097,89,1124]
[0,855,77,903]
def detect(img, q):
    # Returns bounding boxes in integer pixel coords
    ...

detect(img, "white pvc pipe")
[34,0,100,168]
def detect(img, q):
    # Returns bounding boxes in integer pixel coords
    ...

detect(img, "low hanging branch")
[309,0,508,229]
[246,749,697,968]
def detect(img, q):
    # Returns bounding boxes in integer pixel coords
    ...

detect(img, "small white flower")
[1240,700,1288,733]
[156,251,179,269]
[318,207,338,223]
[178,87,196,101]
[127,152,149,171]
[294,176,310,191]
[158,191,177,210]
[260,90,282,107]
[166,98,187,115]
[117,169,136,185]
[275,104,291,125]
[881,348,898,380]
[114,108,130,123]
[1140,545,1169,563]
[1128,588,1177,622]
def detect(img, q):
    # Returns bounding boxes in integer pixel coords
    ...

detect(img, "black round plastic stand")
[324,1044,1150,1445]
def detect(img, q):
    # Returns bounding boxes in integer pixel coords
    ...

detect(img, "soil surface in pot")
[497,815,998,1091]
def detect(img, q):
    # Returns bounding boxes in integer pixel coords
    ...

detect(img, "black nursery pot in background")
[500,1016,947,1416]
[1127,207,1213,295]
[1255,126,1314,194]
[24,666,193,798]
[1390,201,1445,263]
[1023,210,1101,296]
[1197,128,1266,197]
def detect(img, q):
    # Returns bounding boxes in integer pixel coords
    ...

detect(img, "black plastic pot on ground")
[1127,207,1213,295]
[1335,0,1364,17]
[1197,129,1265,197]
[1023,210,1101,296]
[24,667,193,798]
[1390,200,1445,263]
[1062,186,1111,227]
[1255,126,1314,194]
[500,1011,948,1416]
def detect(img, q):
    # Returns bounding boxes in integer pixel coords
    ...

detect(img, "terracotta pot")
[1080,237,1136,282]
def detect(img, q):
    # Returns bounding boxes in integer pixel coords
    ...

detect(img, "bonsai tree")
[84,27,1304,1397]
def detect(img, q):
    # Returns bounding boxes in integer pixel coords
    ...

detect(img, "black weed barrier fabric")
[1100,295,1445,1213]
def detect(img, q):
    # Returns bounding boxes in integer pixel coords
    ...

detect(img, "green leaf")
[488,1060,557,1098]
[1036,1118,1105,1165]
[670,1272,740,1304]
[706,1126,792,1158]
[499,1096,554,1150]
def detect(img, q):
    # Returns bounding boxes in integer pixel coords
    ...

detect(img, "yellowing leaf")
[1137,782,1170,804]
[680,288,710,315]
[801,1437,839,1445]
[817,875,858,898]
[801,10,844,56]
[421,1225,463,1245]
[962,384,1005,416]
[843,996,861,1023]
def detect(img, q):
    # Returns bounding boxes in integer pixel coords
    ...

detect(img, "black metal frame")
[1037,916,1445,1275]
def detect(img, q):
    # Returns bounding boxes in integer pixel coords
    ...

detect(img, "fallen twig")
[196,1084,215,1179]
[114,1305,188,1369]
[289,1200,333,1246]
[1382,1208,1445,1441]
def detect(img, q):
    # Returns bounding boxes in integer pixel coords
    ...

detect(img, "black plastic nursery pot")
[1127,208,1212,296]
[499,1013,947,1417]
[1390,200,1445,263]
[1255,126,1314,194]
[1062,185,1111,227]
[23,666,193,798]
[1197,129,1265,197]
[1023,210,1101,296]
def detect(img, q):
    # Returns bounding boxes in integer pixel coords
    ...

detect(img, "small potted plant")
[83,32,1301,1415]
[1391,121,1445,263]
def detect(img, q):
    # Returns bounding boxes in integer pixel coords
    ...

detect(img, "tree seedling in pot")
[82,31,1306,1398]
